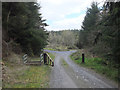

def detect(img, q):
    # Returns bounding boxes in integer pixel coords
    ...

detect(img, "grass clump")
[70,50,119,83]
[61,59,68,66]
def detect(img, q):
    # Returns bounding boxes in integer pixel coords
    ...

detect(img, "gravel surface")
[45,50,118,88]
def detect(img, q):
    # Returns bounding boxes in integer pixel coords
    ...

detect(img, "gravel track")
[44,50,118,88]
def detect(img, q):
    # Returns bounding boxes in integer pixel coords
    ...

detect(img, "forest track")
[45,50,118,88]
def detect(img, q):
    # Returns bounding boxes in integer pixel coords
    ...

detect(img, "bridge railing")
[22,54,28,63]
[40,53,44,63]
[43,53,54,67]
[22,52,54,66]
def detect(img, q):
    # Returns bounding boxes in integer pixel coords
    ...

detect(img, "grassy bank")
[3,54,51,88]
[70,50,119,83]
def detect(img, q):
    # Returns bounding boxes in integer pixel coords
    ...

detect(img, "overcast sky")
[37,0,104,31]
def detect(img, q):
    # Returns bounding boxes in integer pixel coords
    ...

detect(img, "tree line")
[2,2,48,56]
[48,30,79,50]
[78,2,120,67]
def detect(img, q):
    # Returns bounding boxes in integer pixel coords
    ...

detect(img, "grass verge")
[70,50,119,83]
[44,46,77,51]
[3,56,51,88]
[44,48,56,51]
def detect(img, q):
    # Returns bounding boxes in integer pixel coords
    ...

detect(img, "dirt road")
[45,50,118,88]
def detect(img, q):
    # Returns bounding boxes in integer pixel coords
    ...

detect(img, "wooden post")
[82,53,85,63]
[43,53,47,64]
[52,61,54,67]
[50,59,51,65]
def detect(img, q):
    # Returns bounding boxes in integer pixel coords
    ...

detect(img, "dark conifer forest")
[77,2,120,67]
[2,2,48,56]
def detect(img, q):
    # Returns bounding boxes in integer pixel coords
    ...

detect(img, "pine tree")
[2,2,48,56]
[100,2,120,66]
[79,2,99,47]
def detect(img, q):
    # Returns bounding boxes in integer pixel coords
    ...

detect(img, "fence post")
[52,62,54,67]
[43,53,47,64]
[50,59,51,65]
[82,53,85,63]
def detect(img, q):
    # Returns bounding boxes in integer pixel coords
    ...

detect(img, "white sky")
[37,0,104,31]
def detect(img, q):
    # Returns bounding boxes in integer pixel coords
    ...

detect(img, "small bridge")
[22,52,54,66]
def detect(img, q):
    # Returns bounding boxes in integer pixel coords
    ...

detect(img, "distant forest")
[48,29,79,50]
